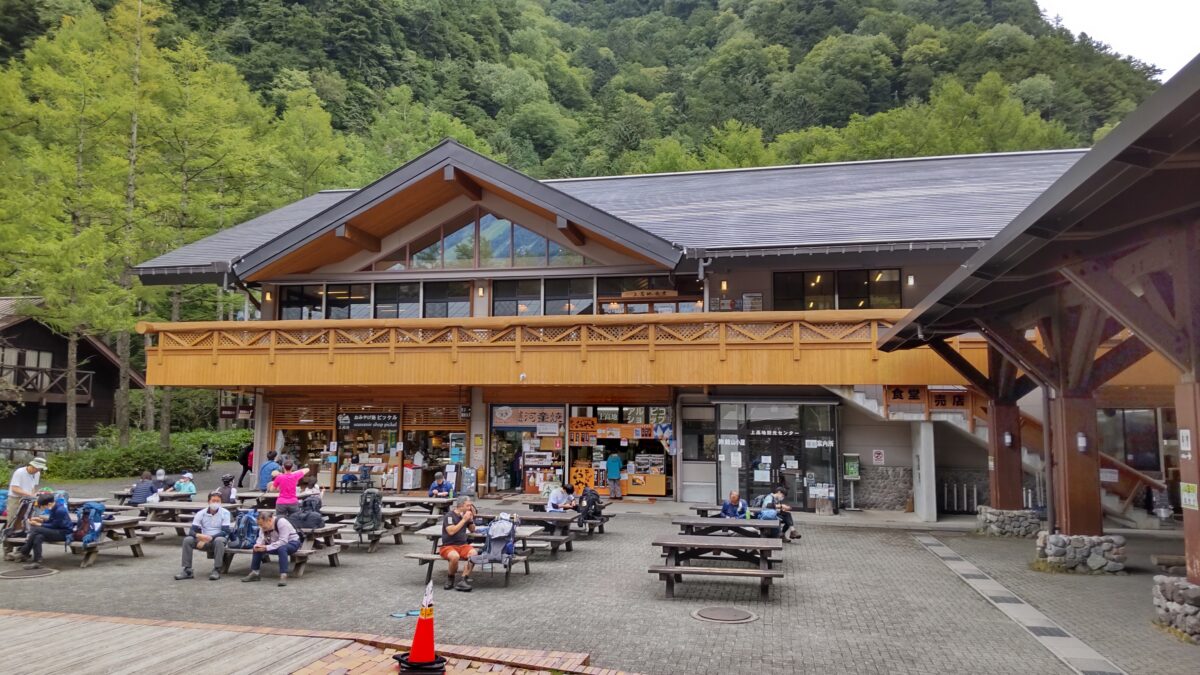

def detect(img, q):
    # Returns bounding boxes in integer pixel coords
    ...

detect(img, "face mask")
[208,503,220,512]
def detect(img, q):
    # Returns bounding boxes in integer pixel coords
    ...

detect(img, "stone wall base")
[844,465,911,510]
[0,437,98,464]
[976,506,1041,538]
[1152,576,1200,644]
[1035,531,1127,574]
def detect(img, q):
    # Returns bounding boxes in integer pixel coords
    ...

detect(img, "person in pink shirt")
[270,460,309,517]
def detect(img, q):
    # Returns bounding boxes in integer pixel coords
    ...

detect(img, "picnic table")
[649,535,784,600]
[406,523,540,586]
[476,509,577,556]
[673,515,780,537]
[689,504,762,518]
[380,495,453,516]
[320,506,418,552]
[113,490,192,505]
[65,498,139,513]
[220,523,343,579]
[139,501,241,537]
[1,515,161,568]
[233,491,278,509]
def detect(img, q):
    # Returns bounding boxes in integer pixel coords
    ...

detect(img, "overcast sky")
[1036,0,1198,81]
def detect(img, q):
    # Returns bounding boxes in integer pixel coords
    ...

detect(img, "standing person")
[128,471,157,506]
[166,472,197,500]
[175,492,232,581]
[270,463,309,518]
[6,457,45,523]
[605,450,623,500]
[215,474,238,504]
[256,451,281,491]
[236,443,254,488]
[16,492,72,570]
[439,496,477,592]
[427,472,452,498]
[242,511,301,587]
[720,490,748,518]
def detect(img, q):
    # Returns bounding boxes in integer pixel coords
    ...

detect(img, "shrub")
[172,428,253,461]
[0,458,11,487]
[44,428,252,480]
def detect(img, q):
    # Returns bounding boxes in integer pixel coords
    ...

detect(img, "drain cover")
[0,568,58,579]
[692,607,758,624]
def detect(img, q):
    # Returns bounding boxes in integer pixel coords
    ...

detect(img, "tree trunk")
[142,332,155,431]
[159,284,178,448]
[117,0,146,448]
[65,332,78,452]
[216,286,227,431]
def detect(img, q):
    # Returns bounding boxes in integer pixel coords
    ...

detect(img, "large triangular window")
[364,207,594,271]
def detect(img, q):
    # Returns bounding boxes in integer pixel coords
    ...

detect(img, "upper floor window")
[374,283,419,319]
[325,284,371,319]
[280,285,324,320]
[367,208,596,271]
[493,279,542,317]
[773,269,901,310]
[423,281,473,318]
[598,276,703,314]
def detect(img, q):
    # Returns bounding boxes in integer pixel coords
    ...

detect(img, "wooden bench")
[337,525,407,553]
[524,532,572,556]
[137,520,193,537]
[404,552,529,587]
[3,517,161,568]
[1151,554,1188,575]
[648,565,784,600]
[570,518,605,536]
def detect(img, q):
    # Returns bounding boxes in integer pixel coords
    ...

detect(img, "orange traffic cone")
[395,582,447,673]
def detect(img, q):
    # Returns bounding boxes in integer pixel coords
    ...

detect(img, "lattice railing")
[0,364,93,399]
[138,310,913,365]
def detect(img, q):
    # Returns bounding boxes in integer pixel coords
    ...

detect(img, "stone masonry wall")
[846,465,911,510]
[975,506,1041,538]
[1152,576,1200,644]
[1035,532,1127,574]
[0,437,98,465]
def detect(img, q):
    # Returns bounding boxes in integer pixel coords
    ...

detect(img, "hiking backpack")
[286,494,325,530]
[68,501,106,550]
[353,488,383,534]
[0,496,34,540]
[476,517,516,564]
[228,508,260,549]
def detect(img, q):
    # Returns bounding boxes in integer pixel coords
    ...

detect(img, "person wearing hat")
[15,492,72,570]
[166,472,198,501]
[427,471,452,498]
[215,473,238,504]
[6,457,46,523]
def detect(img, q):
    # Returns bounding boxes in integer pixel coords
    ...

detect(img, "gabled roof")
[0,296,146,388]
[134,143,1086,284]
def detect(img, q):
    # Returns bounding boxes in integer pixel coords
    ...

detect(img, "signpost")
[843,453,861,511]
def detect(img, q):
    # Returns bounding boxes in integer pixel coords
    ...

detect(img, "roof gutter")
[685,240,988,259]
[132,261,232,286]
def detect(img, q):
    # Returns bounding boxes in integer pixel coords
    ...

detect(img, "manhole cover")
[0,568,58,580]
[692,607,758,624]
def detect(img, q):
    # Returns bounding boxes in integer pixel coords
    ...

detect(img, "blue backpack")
[68,501,106,550]
[228,509,260,549]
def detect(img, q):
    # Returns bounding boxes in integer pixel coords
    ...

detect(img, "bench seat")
[523,532,572,556]
[221,543,342,578]
[404,552,529,587]
[647,565,783,600]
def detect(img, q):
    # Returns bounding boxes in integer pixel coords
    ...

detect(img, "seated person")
[298,477,324,498]
[427,472,452,498]
[719,490,748,518]
[761,487,799,543]
[215,473,237,504]
[151,468,171,493]
[166,472,197,500]
[16,493,73,570]
[257,451,281,491]
[546,483,577,512]
[242,511,301,587]
[439,496,477,592]
[128,471,158,506]
[175,492,232,581]
[270,462,309,517]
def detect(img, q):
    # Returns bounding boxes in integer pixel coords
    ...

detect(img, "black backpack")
[354,488,383,534]
[287,494,325,530]
[578,487,601,523]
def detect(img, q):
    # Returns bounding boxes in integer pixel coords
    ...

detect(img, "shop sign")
[536,422,560,437]
[749,428,799,437]
[872,449,886,465]
[459,405,471,419]
[569,417,597,432]
[1099,468,1120,483]
[569,431,597,446]
[219,405,253,419]
[805,438,834,449]
[620,289,677,299]
[337,412,399,430]
[843,454,860,481]
[1181,429,1193,462]
[1182,482,1198,511]
[631,425,653,439]
[492,405,565,427]
[597,426,622,439]
[524,451,554,467]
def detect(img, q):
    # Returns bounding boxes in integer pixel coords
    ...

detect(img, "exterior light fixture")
[477,286,484,297]
[1076,432,1088,453]
[907,275,916,286]
[1002,431,1013,447]
[720,280,728,293]
[265,291,272,302]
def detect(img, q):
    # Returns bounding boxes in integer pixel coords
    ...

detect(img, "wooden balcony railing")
[0,364,94,403]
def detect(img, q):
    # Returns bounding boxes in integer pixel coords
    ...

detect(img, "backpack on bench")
[228,509,260,549]
[354,488,383,535]
[287,494,325,530]
[67,501,106,550]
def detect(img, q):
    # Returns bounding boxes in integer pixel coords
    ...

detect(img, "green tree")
[266,87,350,199]
[355,85,495,179]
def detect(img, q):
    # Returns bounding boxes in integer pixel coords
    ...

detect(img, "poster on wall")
[741,292,763,311]
[536,422,560,437]
[872,449,885,465]
[1182,482,1198,510]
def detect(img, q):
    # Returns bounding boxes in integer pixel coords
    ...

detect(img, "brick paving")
[0,469,1192,674]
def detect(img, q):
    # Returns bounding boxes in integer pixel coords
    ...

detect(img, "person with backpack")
[15,492,72,570]
[7,457,46,524]
[236,444,254,488]
[128,471,158,506]
[242,511,301,587]
[215,474,237,504]
[761,486,799,543]
[256,450,281,491]
[175,492,232,581]
[439,496,478,592]
[720,490,748,518]
[269,463,309,517]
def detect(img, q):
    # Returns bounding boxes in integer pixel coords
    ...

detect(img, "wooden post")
[648,323,656,361]
[1174,381,1200,583]
[1050,395,1103,535]
[580,325,588,362]
[870,320,879,361]
[211,330,219,365]
[792,321,800,361]
[327,328,335,364]
[388,328,396,363]
[451,326,459,363]
[987,401,1024,510]
[718,323,727,361]
[268,330,277,364]
[515,325,523,362]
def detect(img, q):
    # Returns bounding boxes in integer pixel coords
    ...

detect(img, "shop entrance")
[719,402,838,513]
[744,434,805,506]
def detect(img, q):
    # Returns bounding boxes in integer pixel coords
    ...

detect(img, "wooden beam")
[334,223,381,253]
[443,165,482,201]
[1090,335,1153,389]
[1171,222,1200,375]
[1065,302,1107,392]
[1011,374,1038,400]
[928,339,995,398]
[1060,261,1190,372]
[556,215,586,245]
[976,319,1059,386]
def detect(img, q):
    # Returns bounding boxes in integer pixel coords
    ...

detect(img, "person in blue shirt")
[605,450,623,500]
[17,493,73,569]
[719,490,747,518]
[428,472,451,498]
[257,450,281,491]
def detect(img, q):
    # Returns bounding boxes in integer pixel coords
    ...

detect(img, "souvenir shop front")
[489,405,567,494]
[566,404,674,498]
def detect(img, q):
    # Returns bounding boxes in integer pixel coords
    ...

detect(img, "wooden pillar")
[987,401,1024,510]
[1173,382,1200,584]
[1050,395,1103,535]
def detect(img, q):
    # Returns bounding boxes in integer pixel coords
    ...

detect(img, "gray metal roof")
[548,149,1086,251]
[133,147,1085,283]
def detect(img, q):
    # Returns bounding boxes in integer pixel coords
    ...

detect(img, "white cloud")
[1036,0,1198,81]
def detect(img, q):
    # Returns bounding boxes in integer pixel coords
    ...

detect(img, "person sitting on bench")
[546,483,577,513]
[128,471,157,506]
[175,492,232,581]
[427,472,452,498]
[242,511,301,587]
[762,486,799,543]
[165,472,197,500]
[17,492,72,570]
[439,496,477,592]
[720,490,748,518]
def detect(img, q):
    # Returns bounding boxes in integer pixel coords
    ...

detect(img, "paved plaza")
[0,464,1194,674]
